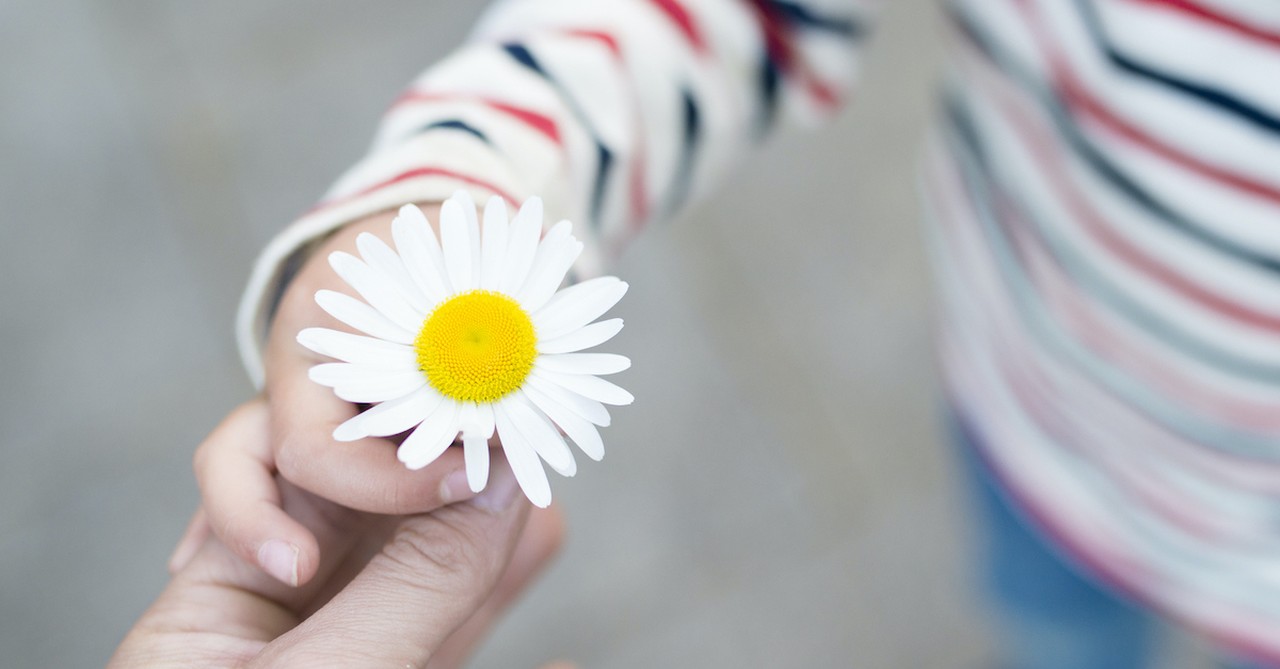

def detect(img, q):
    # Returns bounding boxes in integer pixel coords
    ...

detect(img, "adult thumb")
[252,453,531,668]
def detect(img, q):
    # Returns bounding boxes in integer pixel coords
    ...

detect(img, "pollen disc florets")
[415,290,537,403]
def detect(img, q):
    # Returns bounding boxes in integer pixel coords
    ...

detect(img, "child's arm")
[208,0,871,582]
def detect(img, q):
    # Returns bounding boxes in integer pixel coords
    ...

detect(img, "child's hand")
[260,204,482,515]
[187,200,592,587]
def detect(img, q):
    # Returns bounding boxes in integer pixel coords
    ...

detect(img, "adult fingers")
[193,399,320,586]
[250,453,530,668]
[167,507,208,573]
[429,504,567,668]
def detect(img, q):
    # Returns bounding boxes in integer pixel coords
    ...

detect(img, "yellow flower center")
[414,290,538,403]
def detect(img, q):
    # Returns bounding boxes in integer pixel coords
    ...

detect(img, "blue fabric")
[953,414,1154,669]
[952,414,1271,669]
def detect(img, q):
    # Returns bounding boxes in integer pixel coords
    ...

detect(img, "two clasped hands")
[112,208,568,668]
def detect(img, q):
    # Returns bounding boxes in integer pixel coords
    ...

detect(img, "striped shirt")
[936,0,1280,660]
[236,0,1280,659]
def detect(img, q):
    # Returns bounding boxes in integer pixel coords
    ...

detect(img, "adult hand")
[111,400,565,668]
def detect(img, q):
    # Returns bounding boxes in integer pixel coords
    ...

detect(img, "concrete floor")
[1,2,1202,667]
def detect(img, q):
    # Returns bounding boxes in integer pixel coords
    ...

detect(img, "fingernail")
[471,461,520,512]
[258,540,299,587]
[439,468,475,505]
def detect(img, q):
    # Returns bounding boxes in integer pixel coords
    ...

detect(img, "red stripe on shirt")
[388,91,562,146]
[746,0,843,110]
[307,166,519,216]
[564,29,622,59]
[648,0,707,54]
[1121,0,1280,50]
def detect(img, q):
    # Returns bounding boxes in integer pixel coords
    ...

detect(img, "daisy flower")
[297,191,632,507]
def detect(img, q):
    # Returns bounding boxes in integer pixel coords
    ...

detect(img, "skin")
[208,203,511,585]
[112,400,566,668]
[265,205,470,512]
[114,204,570,665]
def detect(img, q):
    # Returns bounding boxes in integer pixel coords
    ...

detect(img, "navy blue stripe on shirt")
[591,144,614,229]
[503,42,544,76]
[1074,0,1280,136]
[665,87,702,215]
[757,53,782,136]
[416,119,490,144]
[767,0,865,39]
[502,42,615,229]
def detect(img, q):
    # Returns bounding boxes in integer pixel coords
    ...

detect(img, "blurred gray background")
[0,1,1072,666]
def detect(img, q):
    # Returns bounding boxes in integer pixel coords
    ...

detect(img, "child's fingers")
[261,206,476,516]
[167,508,209,573]
[268,363,473,515]
[193,399,321,587]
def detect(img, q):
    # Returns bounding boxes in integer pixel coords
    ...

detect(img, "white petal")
[463,435,490,493]
[494,404,552,508]
[517,222,582,312]
[454,191,483,279]
[479,197,509,290]
[329,252,425,333]
[399,400,461,469]
[313,290,415,345]
[297,327,415,366]
[440,198,474,291]
[520,221,571,286]
[537,353,630,376]
[526,373,612,427]
[538,318,624,354]
[504,394,576,477]
[533,369,633,406]
[333,418,367,443]
[357,232,430,313]
[306,362,372,386]
[459,401,496,439]
[330,372,426,404]
[500,197,543,294]
[523,384,605,461]
[335,385,443,441]
[457,400,496,493]
[393,205,451,302]
[309,363,426,403]
[533,277,628,341]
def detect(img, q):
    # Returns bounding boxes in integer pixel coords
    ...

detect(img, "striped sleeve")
[236,0,871,384]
